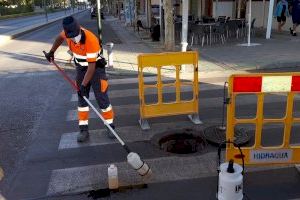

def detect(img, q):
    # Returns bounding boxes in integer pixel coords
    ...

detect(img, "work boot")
[105,124,116,139]
[77,130,89,142]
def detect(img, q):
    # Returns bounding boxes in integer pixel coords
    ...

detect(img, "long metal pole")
[44,0,48,22]
[159,0,164,41]
[96,0,102,41]
[266,0,275,39]
[181,0,189,52]
[247,0,251,46]
[47,59,128,148]
[64,0,66,15]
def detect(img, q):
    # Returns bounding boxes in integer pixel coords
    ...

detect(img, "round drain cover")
[158,129,206,154]
[203,125,251,146]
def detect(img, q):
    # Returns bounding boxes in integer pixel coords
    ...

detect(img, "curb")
[106,69,138,76]
[0,9,87,47]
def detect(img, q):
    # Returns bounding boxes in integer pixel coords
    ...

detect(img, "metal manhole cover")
[203,125,252,146]
[158,129,206,154]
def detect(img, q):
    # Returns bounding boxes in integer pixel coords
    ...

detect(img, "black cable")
[221,82,229,128]
[217,140,245,175]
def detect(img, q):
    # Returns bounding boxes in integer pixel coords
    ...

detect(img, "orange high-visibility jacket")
[60,28,103,67]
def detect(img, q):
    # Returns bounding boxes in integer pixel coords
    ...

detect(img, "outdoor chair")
[226,20,238,39]
[212,23,226,45]
[202,16,215,23]
[251,18,256,36]
[217,16,226,23]
[236,20,244,38]
[190,24,206,47]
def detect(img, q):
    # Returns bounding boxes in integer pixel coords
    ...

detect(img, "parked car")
[90,6,104,19]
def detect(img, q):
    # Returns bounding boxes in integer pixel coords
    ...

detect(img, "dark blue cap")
[62,16,80,38]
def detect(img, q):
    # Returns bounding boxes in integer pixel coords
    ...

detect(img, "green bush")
[0,5,34,16]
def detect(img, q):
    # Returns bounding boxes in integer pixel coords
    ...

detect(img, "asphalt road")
[0,9,79,34]
[0,11,300,200]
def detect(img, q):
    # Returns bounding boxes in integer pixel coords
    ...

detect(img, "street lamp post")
[43,0,48,22]
[181,0,189,52]
[64,0,66,15]
[96,0,102,41]
[72,0,75,13]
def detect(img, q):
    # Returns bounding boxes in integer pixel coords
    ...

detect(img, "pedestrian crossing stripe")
[47,152,218,195]
[58,121,300,150]
[70,81,226,101]
[58,121,203,150]
[106,74,229,86]
[47,151,290,196]
[66,95,300,121]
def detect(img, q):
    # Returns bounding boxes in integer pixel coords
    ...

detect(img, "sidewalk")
[100,17,229,81]
[102,16,300,77]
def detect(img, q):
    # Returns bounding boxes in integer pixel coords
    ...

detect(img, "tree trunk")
[163,0,174,51]
[146,0,152,27]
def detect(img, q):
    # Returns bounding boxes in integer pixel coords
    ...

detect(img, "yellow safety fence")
[138,51,201,130]
[226,73,300,165]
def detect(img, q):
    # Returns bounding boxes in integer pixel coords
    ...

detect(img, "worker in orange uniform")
[44,16,115,142]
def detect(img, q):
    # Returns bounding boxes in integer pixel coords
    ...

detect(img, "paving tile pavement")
[105,17,300,75]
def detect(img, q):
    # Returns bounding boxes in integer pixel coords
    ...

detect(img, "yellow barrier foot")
[188,114,202,125]
[139,118,150,130]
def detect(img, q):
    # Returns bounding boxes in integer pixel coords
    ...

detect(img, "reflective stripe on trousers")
[76,67,114,131]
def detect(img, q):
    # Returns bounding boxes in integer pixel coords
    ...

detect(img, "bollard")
[106,42,114,68]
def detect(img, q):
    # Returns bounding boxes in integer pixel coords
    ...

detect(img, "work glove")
[78,84,89,97]
[44,51,54,62]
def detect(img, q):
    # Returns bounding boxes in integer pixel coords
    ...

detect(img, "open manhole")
[158,129,206,154]
[203,125,252,146]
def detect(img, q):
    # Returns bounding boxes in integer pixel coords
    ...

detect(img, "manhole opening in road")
[158,129,207,154]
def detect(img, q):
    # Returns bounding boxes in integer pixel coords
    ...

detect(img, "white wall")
[151,0,160,5]
[213,2,234,18]
[247,1,293,31]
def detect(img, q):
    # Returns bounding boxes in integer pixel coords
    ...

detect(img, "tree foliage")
[0,0,67,6]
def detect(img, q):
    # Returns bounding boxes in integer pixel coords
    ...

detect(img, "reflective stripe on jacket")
[60,28,103,67]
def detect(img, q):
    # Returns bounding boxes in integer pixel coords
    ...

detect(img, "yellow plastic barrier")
[226,73,300,165]
[138,51,201,130]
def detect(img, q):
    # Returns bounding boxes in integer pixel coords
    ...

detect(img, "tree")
[163,0,174,51]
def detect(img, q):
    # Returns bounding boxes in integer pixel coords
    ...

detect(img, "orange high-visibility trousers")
[76,67,114,131]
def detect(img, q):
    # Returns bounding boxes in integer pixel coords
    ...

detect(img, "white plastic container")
[217,162,243,200]
[127,152,152,176]
[108,164,118,189]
